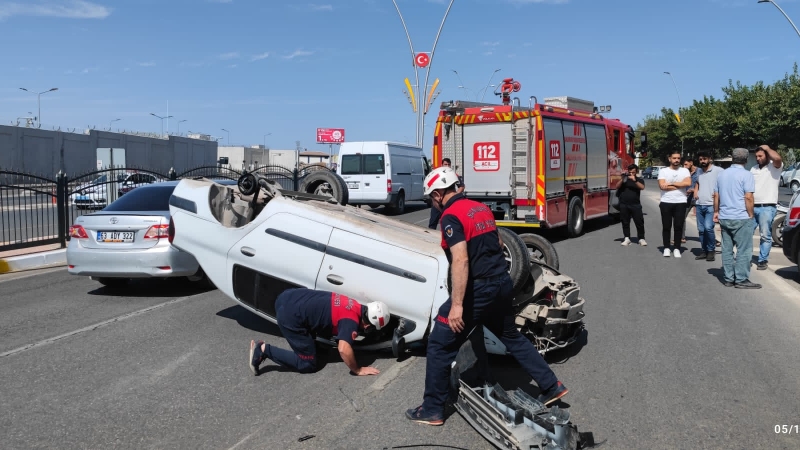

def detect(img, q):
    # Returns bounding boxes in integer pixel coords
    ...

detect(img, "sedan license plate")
[347,182,359,189]
[97,231,135,243]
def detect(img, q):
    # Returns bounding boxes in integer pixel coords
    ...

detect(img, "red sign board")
[549,140,561,169]
[316,128,345,143]
[473,142,500,172]
[415,52,430,68]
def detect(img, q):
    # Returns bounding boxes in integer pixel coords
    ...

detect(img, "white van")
[337,141,431,214]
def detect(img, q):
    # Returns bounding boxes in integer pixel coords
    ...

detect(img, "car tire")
[791,180,800,194]
[772,213,785,248]
[299,171,349,205]
[96,277,128,288]
[498,227,531,295]
[566,196,585,238]
[518,233,560,270]
[390,191,406,215]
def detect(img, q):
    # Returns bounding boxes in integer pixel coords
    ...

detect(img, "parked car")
[67,179,236,287]
[781,189,800,271]
[70,172,131,209]
[118,172,167,197]
[167,172,586,358]
[781,162,800,192]
[641,167,653,179]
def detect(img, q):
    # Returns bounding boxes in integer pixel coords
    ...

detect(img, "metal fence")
[0,163,332,252]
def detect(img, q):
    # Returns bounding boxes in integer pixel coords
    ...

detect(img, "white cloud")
[250,52,270,62]
[283,49,314,59]
[123,67,130,72]
[0,0,111,20]
[309,4,333,11]
[482,41,500,47]
[218,51,240,60]
[483,51,493,56]
[228,64,238,68]
[138,61,156,67]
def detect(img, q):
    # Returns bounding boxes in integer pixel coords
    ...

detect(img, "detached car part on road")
[167,172,585,357]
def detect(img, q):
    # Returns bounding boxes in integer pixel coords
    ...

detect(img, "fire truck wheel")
[497,227,531,295]
[567,196,585,238]
[299,171,349,205]
[518,233,559,270]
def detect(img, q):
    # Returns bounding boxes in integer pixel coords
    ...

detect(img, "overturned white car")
[167,172,585,357]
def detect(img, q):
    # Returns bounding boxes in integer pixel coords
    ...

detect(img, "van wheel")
[390,191,406,215]
[518,233,559,270]
[567,196,584,238]
[299,171,349,205]
[497,227,531,295]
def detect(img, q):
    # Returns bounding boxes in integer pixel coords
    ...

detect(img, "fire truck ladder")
[511,97,536,203]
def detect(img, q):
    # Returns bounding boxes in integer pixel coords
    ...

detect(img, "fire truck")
[431,77,643,239]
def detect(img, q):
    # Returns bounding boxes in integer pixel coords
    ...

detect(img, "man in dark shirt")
[248,288,390,376]
[427,158,465,230]
[617,164,647,246]
[406,167,567,426]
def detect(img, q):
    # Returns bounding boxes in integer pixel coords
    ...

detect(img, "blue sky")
[1,0,798,155]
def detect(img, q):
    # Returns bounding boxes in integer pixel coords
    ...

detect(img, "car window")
[341,155,362,175]
[363,155,385,174]
[103,185,175,211]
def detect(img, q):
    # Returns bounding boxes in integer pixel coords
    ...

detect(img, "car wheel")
[391,191,406,215]
[566,196,585,238]
[772,213,785,248]
[518,233,560,270]
[497,227,531,295]
[791,180,800,194]
[96,277,128,288]
[299,171,349,205]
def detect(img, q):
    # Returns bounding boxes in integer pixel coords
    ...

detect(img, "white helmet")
[423,167,459,196]
[366,301,391,330]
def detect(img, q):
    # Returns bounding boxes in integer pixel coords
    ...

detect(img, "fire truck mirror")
[639,132,648,148]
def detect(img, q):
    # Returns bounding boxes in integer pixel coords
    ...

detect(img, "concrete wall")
[218,146,270,170]
[0,125,218,177]
[269,150,298,169]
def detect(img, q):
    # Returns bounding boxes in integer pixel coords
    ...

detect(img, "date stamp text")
[775,425,799,434]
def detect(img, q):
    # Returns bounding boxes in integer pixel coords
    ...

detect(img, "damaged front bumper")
[451,333,583,450]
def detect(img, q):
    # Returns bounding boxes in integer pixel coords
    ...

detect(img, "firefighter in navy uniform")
[406,167,568,426]
[248,288,390,376]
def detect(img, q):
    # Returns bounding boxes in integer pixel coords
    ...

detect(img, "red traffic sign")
[316,128,345,143]
[414,52,430,68]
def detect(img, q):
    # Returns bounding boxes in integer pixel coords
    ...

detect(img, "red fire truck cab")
[432,80,641,237]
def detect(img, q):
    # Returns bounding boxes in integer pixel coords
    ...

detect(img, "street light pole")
[758,0,800,39]
[264,133,271,149]
[177,119,187,135]
[392,0,456,148]
[109,118,121,130]
[479,68,501,102]
[150,113,173,136]
[19,87,58,128]
[663,71,684,156]
[221,128,230,145]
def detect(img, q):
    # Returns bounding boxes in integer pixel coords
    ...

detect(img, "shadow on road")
[774,266,799,284]
[86,277,215,297]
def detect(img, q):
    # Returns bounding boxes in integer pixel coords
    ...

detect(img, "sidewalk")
[0,243,66,274]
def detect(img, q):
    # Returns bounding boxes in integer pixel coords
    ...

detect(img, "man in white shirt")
[750,145,783,270]
[658,150,693,258]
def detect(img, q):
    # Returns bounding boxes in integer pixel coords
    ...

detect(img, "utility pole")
[19,87,58,128]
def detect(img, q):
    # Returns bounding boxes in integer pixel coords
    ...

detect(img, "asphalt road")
[1,194,799,449]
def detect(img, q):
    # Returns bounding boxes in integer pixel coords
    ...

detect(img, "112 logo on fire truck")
[549,140,561,169]
[473,142,499,172]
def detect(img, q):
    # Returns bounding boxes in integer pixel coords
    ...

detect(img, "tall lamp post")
[109,118,121,130]
[221,128,230,145]
[392,0,455,148]
[177,119,187,135]
[19,87,58,128]
[150,112,173,136]
[663,71,684,156]
[479,68,501,102]
[758,0,800,39]
[264,133,271,149]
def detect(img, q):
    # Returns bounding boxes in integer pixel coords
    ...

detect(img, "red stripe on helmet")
[379,316,385,327]
[426,173,441,187]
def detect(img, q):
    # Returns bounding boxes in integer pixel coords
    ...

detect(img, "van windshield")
[341,154,386,175]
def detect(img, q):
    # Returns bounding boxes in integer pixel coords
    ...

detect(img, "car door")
[228,212,333,318]
[410,155,424,200]
[315,227,440,327]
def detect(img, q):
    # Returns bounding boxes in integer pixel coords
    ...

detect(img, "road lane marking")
[0,294,199,359]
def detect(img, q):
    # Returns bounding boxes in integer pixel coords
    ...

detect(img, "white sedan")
[167,172,586,357]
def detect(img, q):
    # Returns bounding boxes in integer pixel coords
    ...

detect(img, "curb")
[0,249,67,274]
